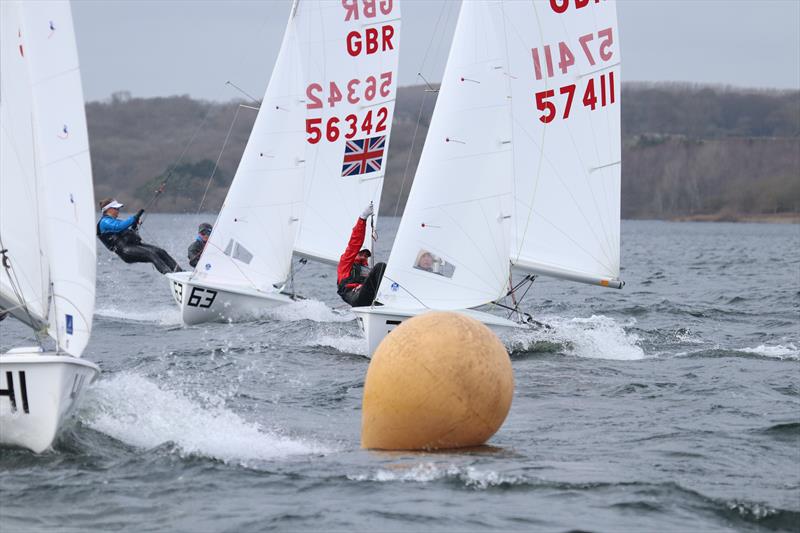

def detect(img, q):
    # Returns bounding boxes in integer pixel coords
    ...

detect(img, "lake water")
[1,216,798,532]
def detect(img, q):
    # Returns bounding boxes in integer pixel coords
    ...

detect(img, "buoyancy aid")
[336,217,370,295]
[96,219,141,252]
[337,261,371,296]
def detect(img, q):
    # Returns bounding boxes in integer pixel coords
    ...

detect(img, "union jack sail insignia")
[341,135,385,177]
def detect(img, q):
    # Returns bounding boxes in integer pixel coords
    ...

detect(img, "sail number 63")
[186,287,217,308]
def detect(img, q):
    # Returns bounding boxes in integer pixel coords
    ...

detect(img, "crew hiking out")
[96,198,182,275]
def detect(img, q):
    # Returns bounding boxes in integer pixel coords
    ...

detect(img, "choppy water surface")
[1,216,798,532]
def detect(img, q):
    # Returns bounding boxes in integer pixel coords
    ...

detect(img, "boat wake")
[306,334,368,357]
[265,299,354,323]
[503,314,645,361]
[348,462,521,489]
[740,343,798,360]
[94,306,181,326]
[79,373,330,464]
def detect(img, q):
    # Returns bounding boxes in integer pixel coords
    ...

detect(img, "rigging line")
[225,80,260,104]
[375,274,429,310]
[197,105,242,214]
[513,275,536,310]
[48,281,62,353]
[498,0,519,264]
[392,87,428,218]
[389,0,453,219]
[139,97,218,223]
[508,1,549,265]
[419,0,453,75]
[30,112,49,332]
[0,244,44,344]
[197,239,262,293]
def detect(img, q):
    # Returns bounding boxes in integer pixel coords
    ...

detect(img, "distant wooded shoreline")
[87,83,799,221]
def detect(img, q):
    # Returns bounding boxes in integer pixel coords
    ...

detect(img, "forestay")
[0,0,96,356]
[292,0,401,265]
[505,0,622,288]
[376,1,514,310]
[194,3,306,291]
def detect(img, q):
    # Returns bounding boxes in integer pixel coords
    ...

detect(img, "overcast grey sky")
[71,0,800,102]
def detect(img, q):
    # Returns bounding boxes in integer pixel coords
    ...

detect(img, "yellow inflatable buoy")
[361,311,514,450]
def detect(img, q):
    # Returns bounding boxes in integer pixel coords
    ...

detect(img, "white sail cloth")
[293,0,402,265]
[505,0,622,286]
[0,0,96,356]
[194,6,305,291]
[196,0,402,293]
[376,0,622,312]
[376,1,514,310]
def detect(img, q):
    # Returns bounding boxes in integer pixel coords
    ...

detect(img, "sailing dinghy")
[0,0,100,453]
[353,0,623,355]
[168,0,401,325]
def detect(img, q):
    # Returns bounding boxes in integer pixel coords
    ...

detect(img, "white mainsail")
[506,0,622,288]
[376,0,514,310]
[195,0,402,291]
[375,0,622,312]
[194,3,306,291]
[0,0,96,356]
[292,0,401,264]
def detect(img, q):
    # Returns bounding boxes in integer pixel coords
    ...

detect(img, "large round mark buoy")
[361,311,514,450]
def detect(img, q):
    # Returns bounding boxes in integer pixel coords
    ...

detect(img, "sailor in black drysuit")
[96,198,182,275]
[188,222,212,268]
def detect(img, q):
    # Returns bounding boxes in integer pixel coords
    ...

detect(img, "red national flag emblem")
[341,135,385,177]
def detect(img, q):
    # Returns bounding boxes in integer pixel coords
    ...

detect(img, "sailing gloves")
[133,209,145,228]
[361,203,374,220]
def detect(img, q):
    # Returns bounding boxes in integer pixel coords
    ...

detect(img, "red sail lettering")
[342,0,358,21]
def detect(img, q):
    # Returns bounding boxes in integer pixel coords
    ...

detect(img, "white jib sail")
[505,0,622,287]
[376,0,514,311]
[194,3,306,292]
[0,1,49,328]
[292,0,401,265]
[0,0,96,356]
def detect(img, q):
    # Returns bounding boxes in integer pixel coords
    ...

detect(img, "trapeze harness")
[96,216,180,275]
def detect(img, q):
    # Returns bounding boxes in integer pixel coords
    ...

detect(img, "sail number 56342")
[306,107,388,144]
[535,72,615,123]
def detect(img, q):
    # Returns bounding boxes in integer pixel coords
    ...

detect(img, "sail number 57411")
[535,72,615,124]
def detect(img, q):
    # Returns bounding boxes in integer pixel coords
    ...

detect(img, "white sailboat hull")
[166,272,296,326]
[0,351,99,453]
[351,306,527,357]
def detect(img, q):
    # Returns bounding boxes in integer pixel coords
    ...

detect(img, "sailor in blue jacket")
[96,198,182,274]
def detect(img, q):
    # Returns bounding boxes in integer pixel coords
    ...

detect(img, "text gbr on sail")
[343,0,396,57]
[550,0,607,13]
